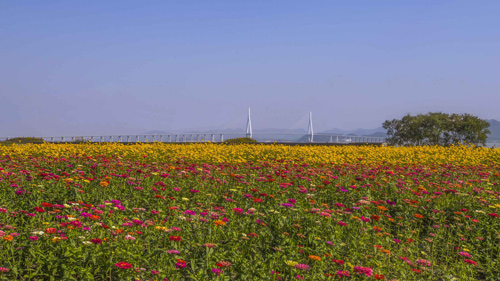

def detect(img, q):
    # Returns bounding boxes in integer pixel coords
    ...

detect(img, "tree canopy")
[382,112,490,146]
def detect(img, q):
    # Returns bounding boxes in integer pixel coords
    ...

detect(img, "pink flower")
[293,264,310,271]
[124,235,135,240]
[29,236,39,241]
[360,216,370,222]
[353,266,373,277]
[0,267,9,273]
[115,262,132,269]
[175,260,187,269]
[212,268,221,276]
[336,270,350,278]
[416,259,431,267]
[459,252,471,258]
[337,221,347,226]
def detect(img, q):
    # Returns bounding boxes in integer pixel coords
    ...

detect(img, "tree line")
[382,112,490,146]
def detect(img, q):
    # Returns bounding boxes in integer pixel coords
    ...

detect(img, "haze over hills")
[146,119,500,143]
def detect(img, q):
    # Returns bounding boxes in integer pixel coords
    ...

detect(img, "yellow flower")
[285,261,298,267]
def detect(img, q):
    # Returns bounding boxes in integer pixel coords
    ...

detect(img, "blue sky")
[1,1,499,136]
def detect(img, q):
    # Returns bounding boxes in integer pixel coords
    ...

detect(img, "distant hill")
[321,126,386,136]
[487,119,500,141]
[144,119,500,143]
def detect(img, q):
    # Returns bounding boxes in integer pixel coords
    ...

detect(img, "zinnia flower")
[293,264,310,271]
[212,268,221,276]
[464,259,477,266]
[353,266,373,277]
[336,270,350,278]
[416,259,431,267]
[115,262,133,269]
[169,236,181,241]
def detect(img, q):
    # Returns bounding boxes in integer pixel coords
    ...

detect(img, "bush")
[223,137,257,144]
[1,137,44,146]
[383,112,490,146]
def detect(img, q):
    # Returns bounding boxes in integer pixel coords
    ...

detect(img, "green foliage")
[223,137,257,144]
[1,137,44,146]
[383,112,490,146]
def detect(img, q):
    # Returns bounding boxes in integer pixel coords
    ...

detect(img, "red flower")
[45,228,57,234]
[175,259,187,268]
[169,236,181,241]
[115,262,133,269]
[464,259,478,266]
[34,207,45,213]
[90,238,102,244]
[332,259,345,265]
[248,233,258,237]
[489,213,498,218]
[42,203,52,208]
[375,274,385,280]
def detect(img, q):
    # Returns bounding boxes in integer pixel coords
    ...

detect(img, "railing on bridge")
[0,133,387,144]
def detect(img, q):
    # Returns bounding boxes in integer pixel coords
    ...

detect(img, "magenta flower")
[416,259,431,267]
[293,264,310,271]
[459,252,471,258]
[336,270,350,277]
[353,266,373,277]
[212,268,221,276]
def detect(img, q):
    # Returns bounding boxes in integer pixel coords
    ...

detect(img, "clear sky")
[1,1,499,136]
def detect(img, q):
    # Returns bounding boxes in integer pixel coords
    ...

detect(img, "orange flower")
[380,249,391,255]
[214,220,226,226]
[100,181,109,187]
[414,214,423,219]
[308,255,321,261]
[377,206,388,211]
[3,235,13,241]
[90,215,100,220]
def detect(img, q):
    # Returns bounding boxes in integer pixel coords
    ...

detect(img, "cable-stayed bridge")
[0,109,387,144]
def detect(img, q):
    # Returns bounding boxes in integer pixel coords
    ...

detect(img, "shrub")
[223,137,257,144]
[1,137,44,146]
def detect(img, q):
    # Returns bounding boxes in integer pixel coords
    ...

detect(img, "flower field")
[1,143,500,280]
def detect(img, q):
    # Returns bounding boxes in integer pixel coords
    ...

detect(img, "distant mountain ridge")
[145,119,500,142]
[487,119,500,141]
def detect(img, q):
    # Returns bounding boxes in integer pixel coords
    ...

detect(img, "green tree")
[382,112,490,146]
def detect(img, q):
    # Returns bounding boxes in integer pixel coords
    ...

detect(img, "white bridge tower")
[246,108,252,138]
[307,111,314,142]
